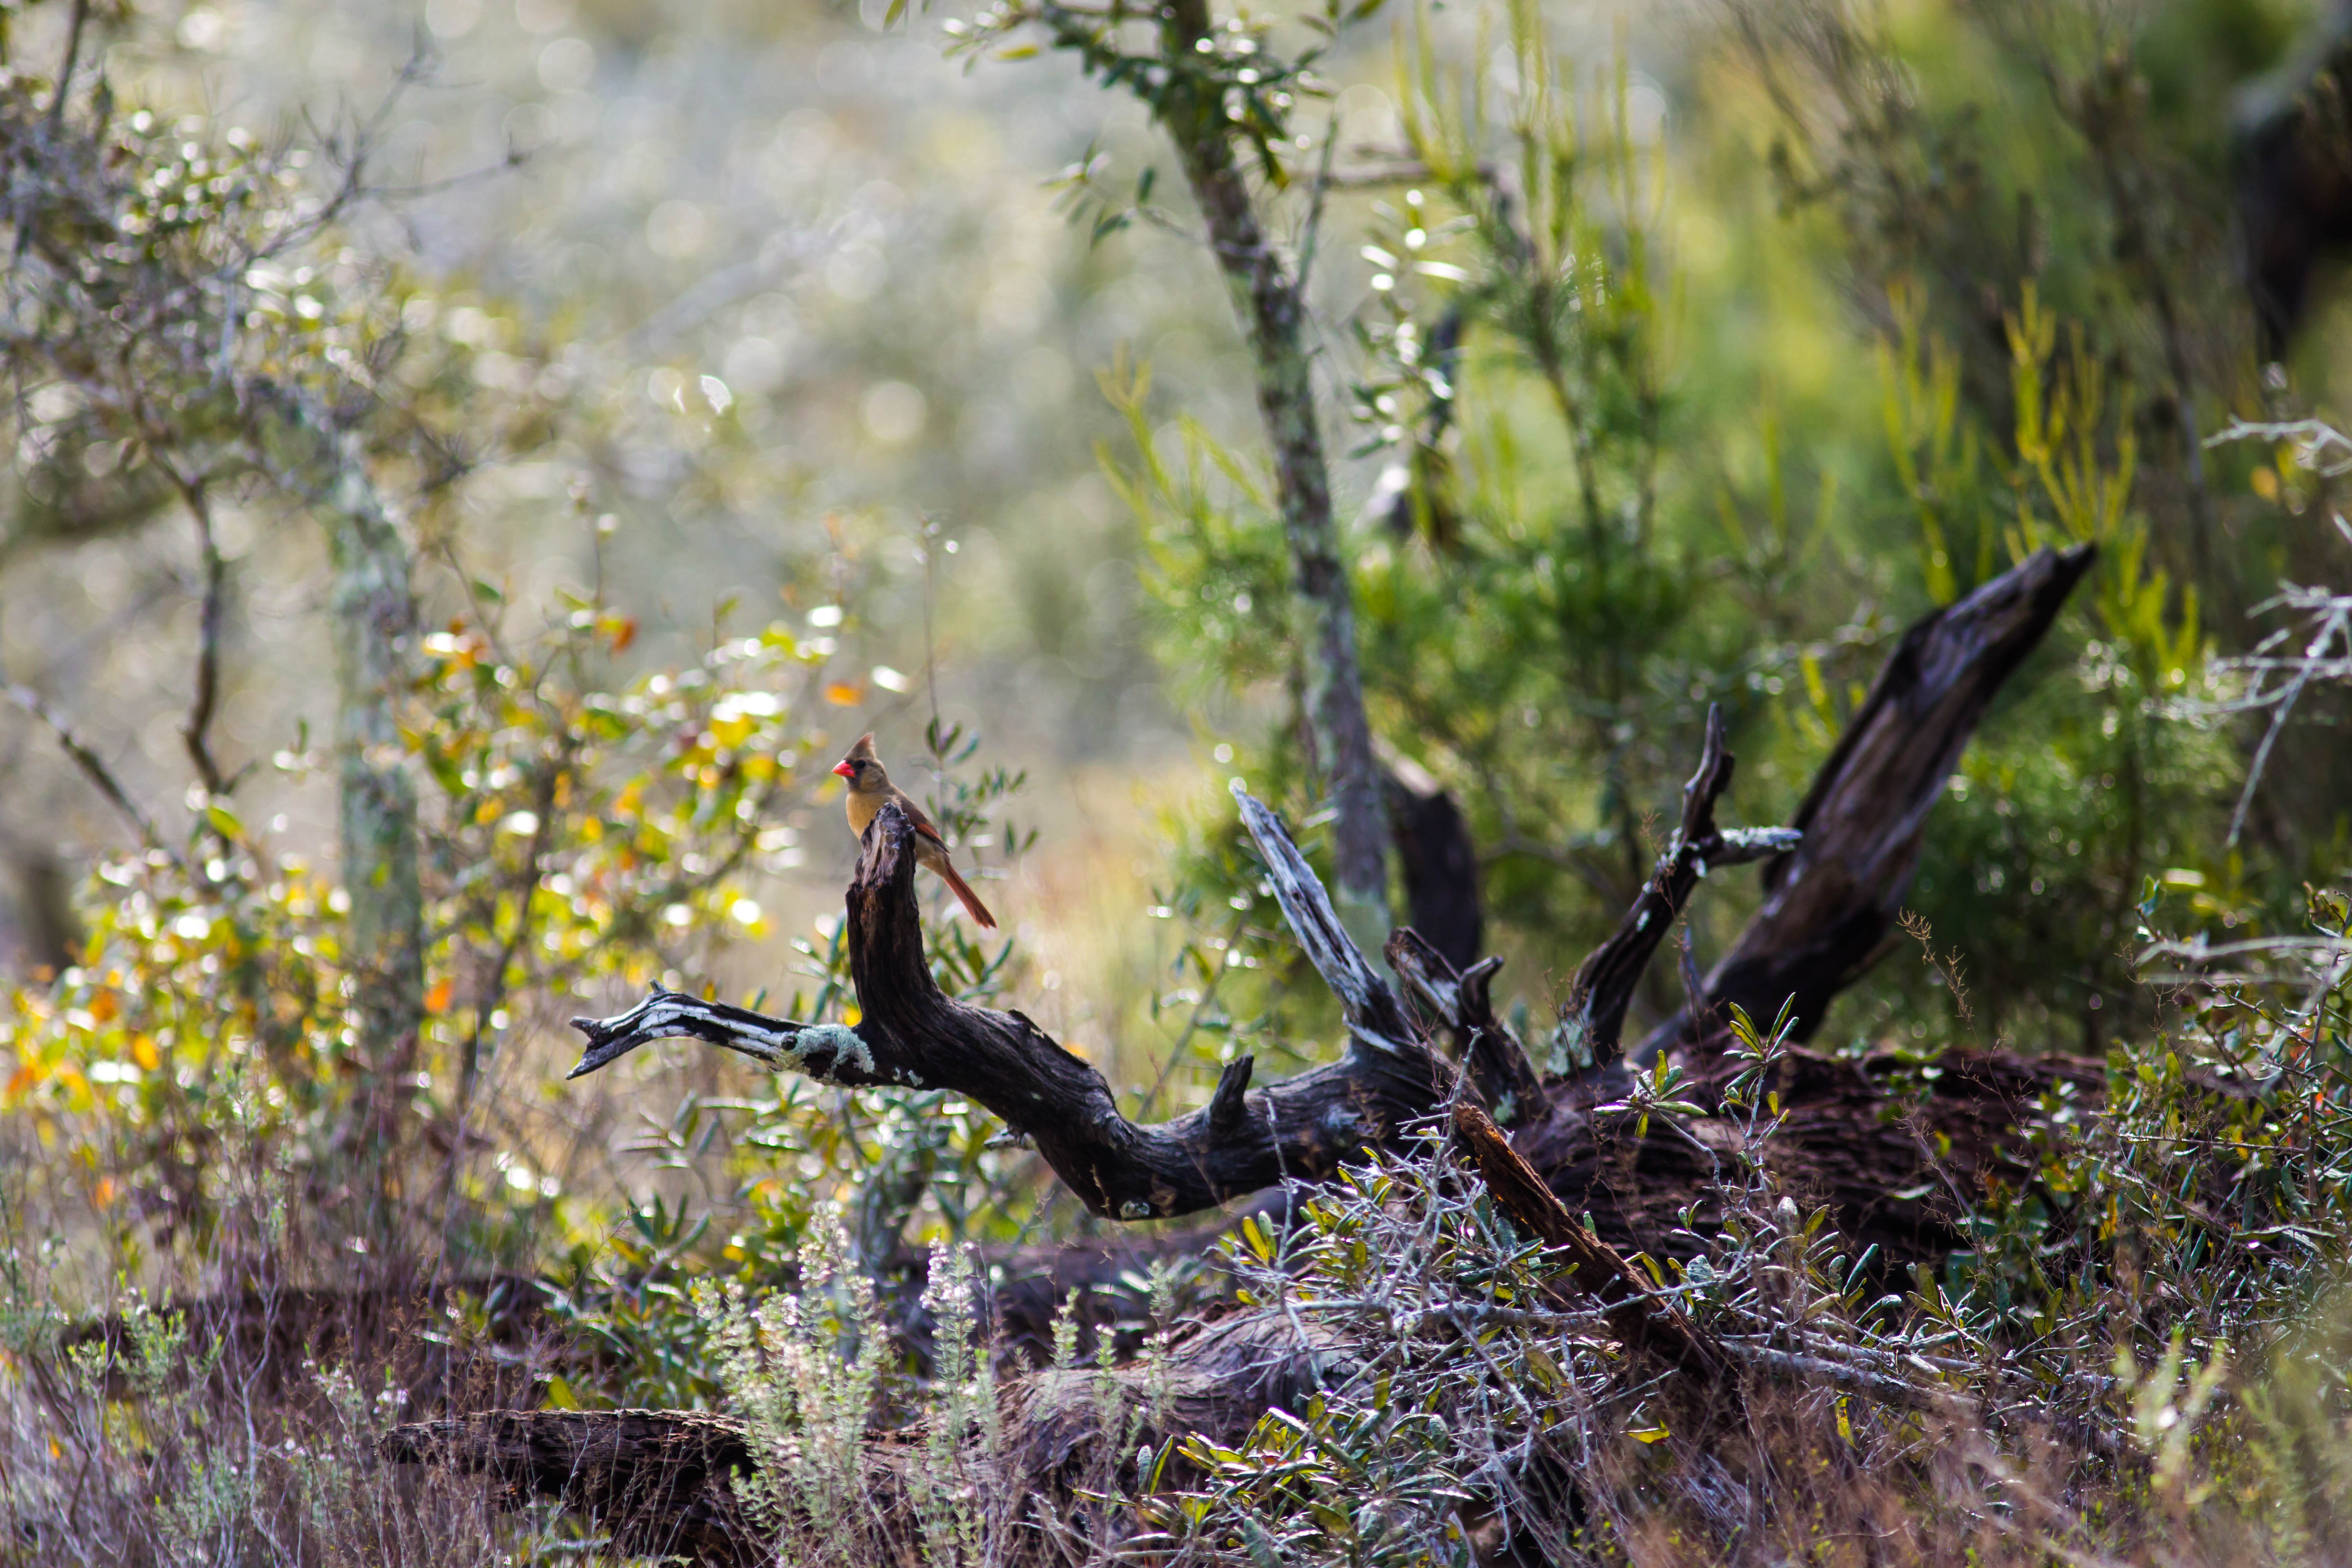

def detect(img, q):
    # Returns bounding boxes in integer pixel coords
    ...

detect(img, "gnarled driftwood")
[569,782,1455,1223]
[1635,541,2097,1062]
[392,545,2100,1561]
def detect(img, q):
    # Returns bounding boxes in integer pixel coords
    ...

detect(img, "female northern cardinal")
[831,733,997,928]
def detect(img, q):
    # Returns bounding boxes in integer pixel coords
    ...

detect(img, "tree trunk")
[1156,0,1389,951]
[259,399,425,1227]
[1385,753,1484,970]
[2237,0,2352,356]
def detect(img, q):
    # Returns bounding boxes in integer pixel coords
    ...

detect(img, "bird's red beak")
[831,760,856,780]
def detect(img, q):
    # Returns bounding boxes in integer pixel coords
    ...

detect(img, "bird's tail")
[935,860,997,929]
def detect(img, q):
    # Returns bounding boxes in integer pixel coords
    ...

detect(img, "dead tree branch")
[569,789,1455,1222]
[570,547,2093,1247]
[1451,1100,1727,1379]
[1387,931,1548,1125]
[1560,704,1800,1073]
[1,680,168,853]
[401,547,2100,1553]
[565,546,2094,1263]
[1637,542,2098,1061]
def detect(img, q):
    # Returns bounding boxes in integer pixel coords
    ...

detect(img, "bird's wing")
[895,791,951,846]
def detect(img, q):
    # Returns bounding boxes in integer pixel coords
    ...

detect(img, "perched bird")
[831,733,997,928]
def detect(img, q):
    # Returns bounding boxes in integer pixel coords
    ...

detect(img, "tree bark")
[1385,754,1483,970]
[259,401,425,1074]
[1634,541,2097,1063]
[256,398,425,1240]
[1156,0,1389,951]
[567,786,1449,1223]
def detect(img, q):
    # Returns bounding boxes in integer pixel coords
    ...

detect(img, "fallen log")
[383,1308,1339,1567]
[1511,1035,2103,1281]
[381,1410,765,1565]
[388,545,2100,1557]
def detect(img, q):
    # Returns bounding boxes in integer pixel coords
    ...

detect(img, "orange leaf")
[604,615,638,653]
[4,1061,36,1100]
[131,1034,160,1071]
[425,977,455,1016]
[93,1178,117,1210]
[824,682,865,707]
[89,989,118,1024]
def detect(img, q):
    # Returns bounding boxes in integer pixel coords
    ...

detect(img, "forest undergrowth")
[6,0,2352,1558]
[7,868,2352,1566]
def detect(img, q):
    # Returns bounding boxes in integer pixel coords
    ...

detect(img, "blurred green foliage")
[1088,0,2331,1090]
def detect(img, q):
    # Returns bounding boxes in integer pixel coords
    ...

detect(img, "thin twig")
[2,682,167,853]
[170,473,232,797]
[1293,107,1342,295]
[44,0,91,134]
[2225,594,2350,846]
